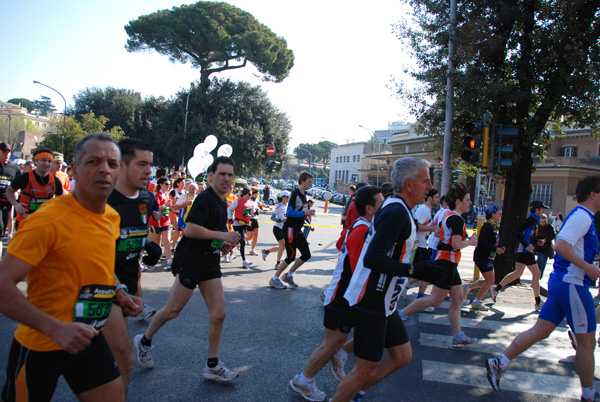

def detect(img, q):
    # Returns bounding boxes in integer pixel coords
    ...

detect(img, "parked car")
[258,189,278,205]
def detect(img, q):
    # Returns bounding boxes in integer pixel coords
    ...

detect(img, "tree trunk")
[494,145,533,283]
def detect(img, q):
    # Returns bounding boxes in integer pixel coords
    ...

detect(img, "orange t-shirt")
[55,170,70,194]
[9,193,120,351]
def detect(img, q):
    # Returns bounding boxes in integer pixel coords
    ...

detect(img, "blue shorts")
[539,273,596,334]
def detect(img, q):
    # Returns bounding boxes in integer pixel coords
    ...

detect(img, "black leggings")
[233,225,248,260]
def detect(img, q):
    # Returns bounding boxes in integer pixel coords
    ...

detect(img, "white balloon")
[217,144,233,157]
[197,158,210,174]
[188,156,203,178]
[194,143,208,158]
[204,154,214,169]
[204,135,218,151]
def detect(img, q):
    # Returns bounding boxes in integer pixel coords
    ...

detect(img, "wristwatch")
[116,283,128,294]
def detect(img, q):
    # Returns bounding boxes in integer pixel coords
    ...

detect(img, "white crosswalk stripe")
[412,300,600,398]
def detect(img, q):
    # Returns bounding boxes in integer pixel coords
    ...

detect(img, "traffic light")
[433,168,442,184]
[451,170,462,184]
[461,123,482,164]
[265,159,280,175]
[492,124,519,170]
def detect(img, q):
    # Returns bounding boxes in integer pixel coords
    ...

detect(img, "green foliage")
[7,98,35,112]
[33,96,56,116]
[124,1,294,90]
[394,0,600,276]
[37,112,125,162]
[72,87,144,136]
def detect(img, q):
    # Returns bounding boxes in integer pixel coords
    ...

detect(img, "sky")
[1,0,417,151]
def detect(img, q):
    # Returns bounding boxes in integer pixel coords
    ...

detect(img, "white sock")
[582,386,597,401]
[498,354,511,370]
[297,373,313,384]
[335,348,348,360]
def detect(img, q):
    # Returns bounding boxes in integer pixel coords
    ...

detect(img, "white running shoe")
[424,306,435,313]
[248,249,259,256]
[133,334,154,369]
[452,333,477,348]
[242,260,253,268]
[203,362,239,382]
[328,354,347,382]
[289,374,327,401]
[262,249,269,261]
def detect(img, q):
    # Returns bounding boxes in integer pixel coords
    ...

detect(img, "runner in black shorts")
[333,158,445,401]
[494,200,548,311]
[399,183,478,348]
[103,138,157,396]
[0,133,142,402]
[288,186,385,401]
[270,172,315,289]
[134,156,242,383]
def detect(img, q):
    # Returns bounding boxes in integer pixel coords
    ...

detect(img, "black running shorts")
[434,259,462,290]
[352,309,409,362]
[323,306,354,334]
[176,260,222,289]
[516,252,537,266]
[1,334,120,401]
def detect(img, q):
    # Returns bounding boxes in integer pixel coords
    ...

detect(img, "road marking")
[422,360,599,398]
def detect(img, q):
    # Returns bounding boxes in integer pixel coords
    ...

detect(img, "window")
[530,184,552,207]
[561,146,577,157]
[353,155,356,162]
[357,155,360,162]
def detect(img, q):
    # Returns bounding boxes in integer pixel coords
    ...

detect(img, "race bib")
[73,284,115,330]
[211,239,224,249]
[117,227,149,253]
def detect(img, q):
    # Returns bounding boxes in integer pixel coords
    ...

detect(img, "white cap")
[280,190,291,198]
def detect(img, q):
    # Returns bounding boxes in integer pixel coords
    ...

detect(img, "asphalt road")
[0,198,587,401]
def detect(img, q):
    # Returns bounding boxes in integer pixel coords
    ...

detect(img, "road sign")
[266,146,275,156]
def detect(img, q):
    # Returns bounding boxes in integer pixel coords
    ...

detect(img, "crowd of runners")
[0,134,599,402]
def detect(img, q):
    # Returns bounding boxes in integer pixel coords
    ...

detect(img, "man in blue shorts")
[486,175,600,402]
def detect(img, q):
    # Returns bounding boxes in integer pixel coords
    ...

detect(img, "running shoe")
[230,254,237,261]
[485,357,502,392]
[133,334,154,369]
[165,258,172,270]
[461,299,471,307]
[582,390,600,401]
[289,374,327,402]
[203,362,239,383]
[463,283,470,301]
[262,249,269,261]
[328,354,347,382]
[535,301,544,312]
[424,306,435,313]
[223,255,231,263]
[489,286,499,303]
[274,262,280,270]
[140,262,148,272]
[568,329,578,350]
[139,304,157,320]
[248,249,259,256]
[452,333,477,348]
[242,260,253,268]
[471,299,489,311]
[269,277,286,289]
[281,273,298,288]
[352,391,366,401]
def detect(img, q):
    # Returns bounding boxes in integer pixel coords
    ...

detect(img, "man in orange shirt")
[0,133,142,402]
[51,152,71,194]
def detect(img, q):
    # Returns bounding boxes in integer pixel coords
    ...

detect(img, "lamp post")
[296,146,313,173]
[33,80,66,137]
[358,125,382,186]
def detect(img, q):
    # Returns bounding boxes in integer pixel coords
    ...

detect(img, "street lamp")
[33,80,66,137]
[358,125,382,186]
[296,146,313,173]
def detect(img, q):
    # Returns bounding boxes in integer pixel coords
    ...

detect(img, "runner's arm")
[0,253,98,353]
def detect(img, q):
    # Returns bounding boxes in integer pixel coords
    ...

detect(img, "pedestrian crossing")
[410,300,600,399]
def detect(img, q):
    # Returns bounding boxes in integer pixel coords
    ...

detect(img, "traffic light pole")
[482,113,490,173]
